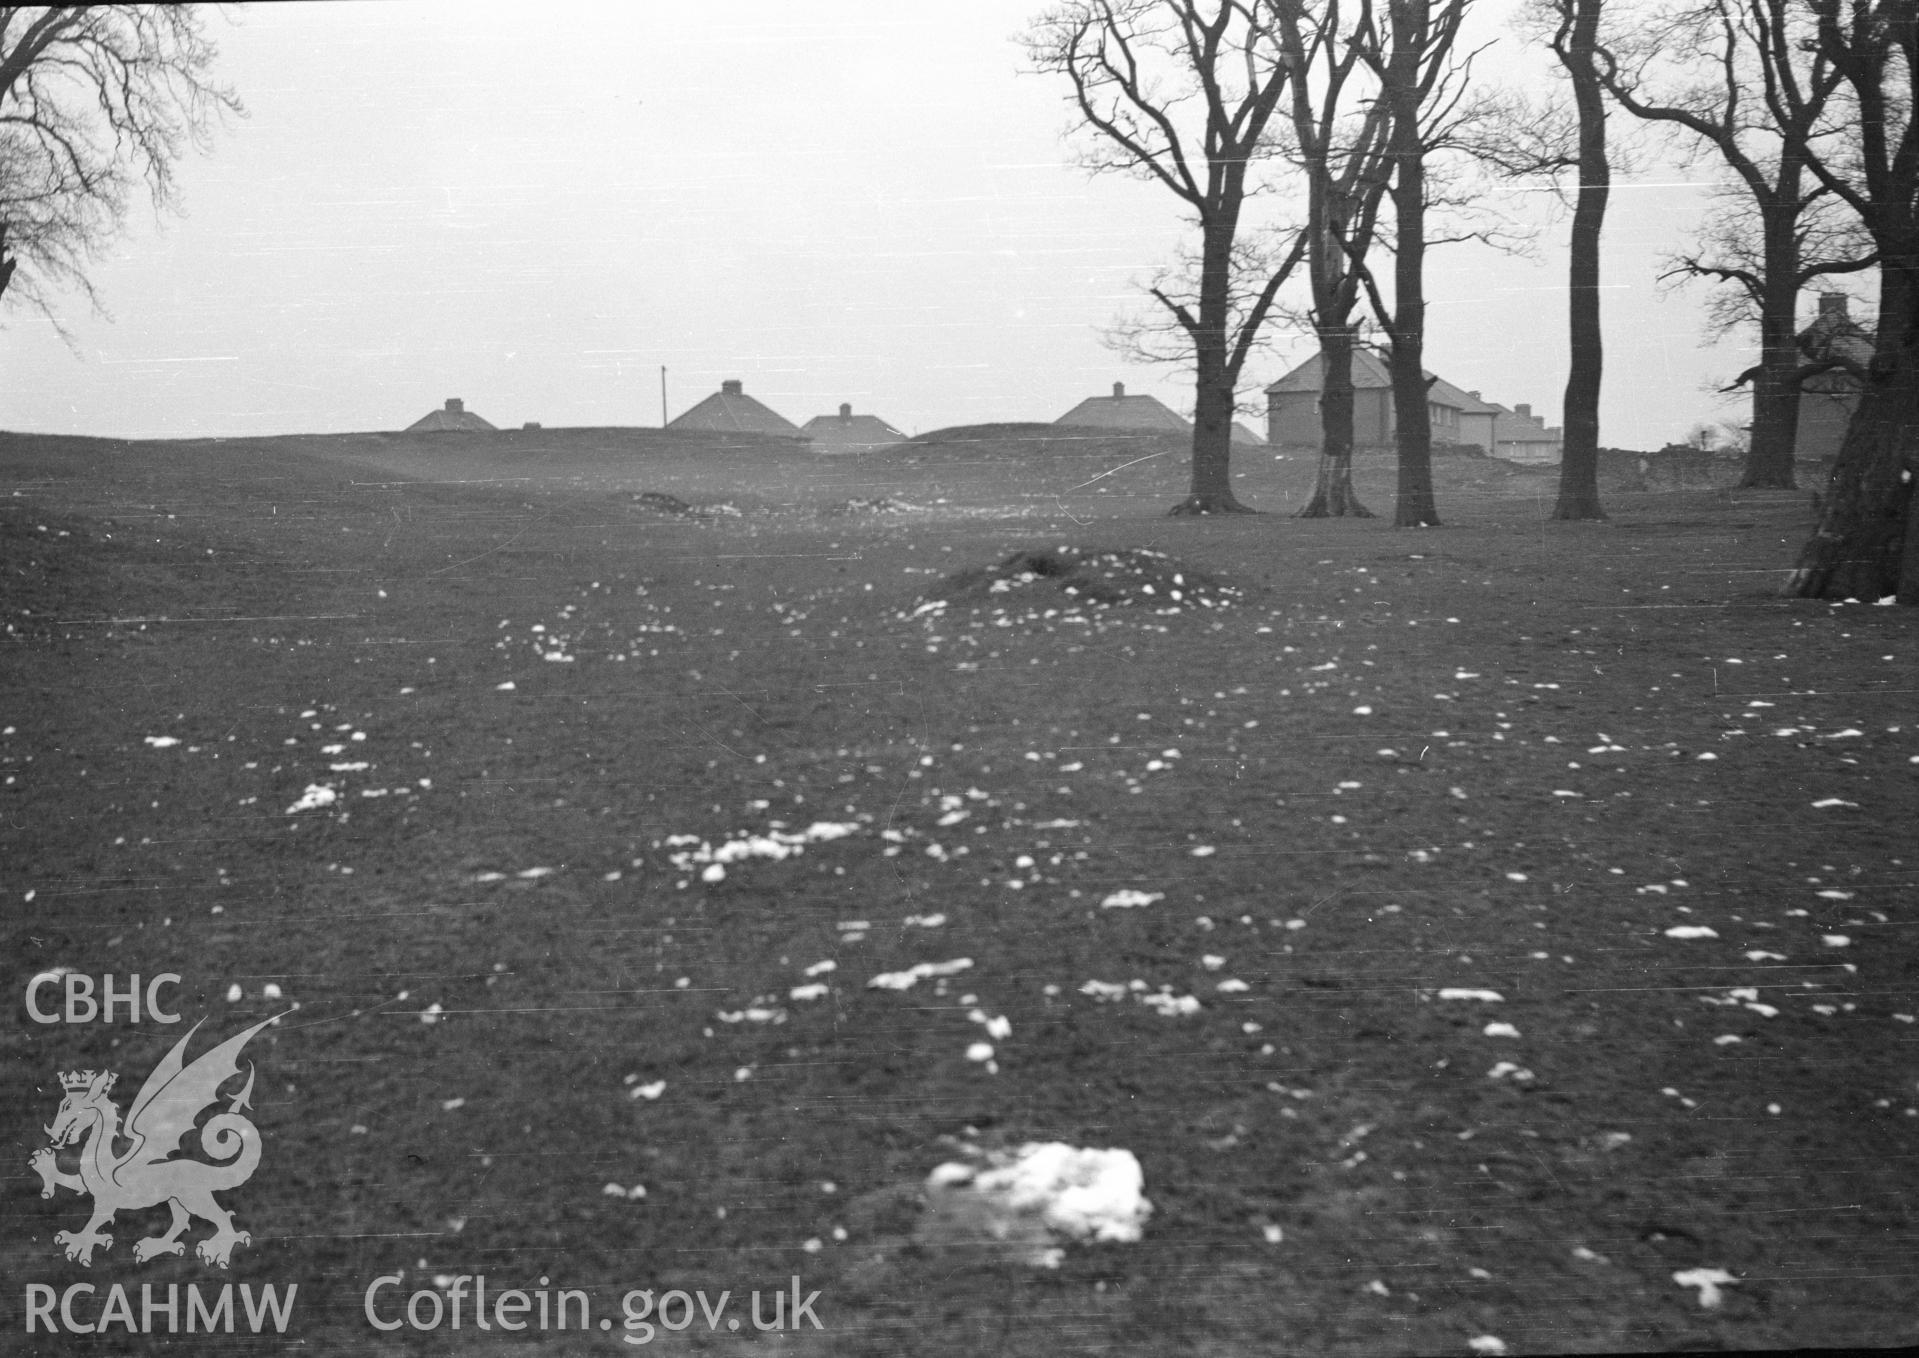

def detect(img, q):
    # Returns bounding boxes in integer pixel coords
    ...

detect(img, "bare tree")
[1594,0,1860,490]
[1541,0,1612,519]
[0,6,242,329]
[1276,0,1393,517]
[1783,0,1919,601]
[1349,0,1481,527]
[1028,0,1307,514]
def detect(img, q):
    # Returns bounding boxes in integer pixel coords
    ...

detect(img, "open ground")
[3,426,1915,1355]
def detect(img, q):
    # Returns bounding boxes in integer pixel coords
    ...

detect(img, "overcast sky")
[0,0,1787,447]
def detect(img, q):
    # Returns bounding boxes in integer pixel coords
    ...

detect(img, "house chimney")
[1818,292,1849,319]
[446,398,464,413]
[1515,403,1531,418]
[839,402,852,419]
[721,379,743,396]
[1468,390,1481,400]
[1113,382,1125,398]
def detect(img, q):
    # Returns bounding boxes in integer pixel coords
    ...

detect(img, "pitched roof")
[667,380,804,437]
[1233,421,1267,445]
[1491,404,1561,445]
[1056,382,1192,432]
[407,398,496,432]
[801,405,906,451]
[1430,376,1501,414]
[1264,353,1495,413]
[1265,350,1393,394]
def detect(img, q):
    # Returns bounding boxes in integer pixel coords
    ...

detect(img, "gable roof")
[667,379,804,437]
[1056,382,1192,432]
[1430,376,1501,414]
[801,405,906,451]
[1264,353,1496,413]
[407,398,496,432]
[1233,421,1267,445]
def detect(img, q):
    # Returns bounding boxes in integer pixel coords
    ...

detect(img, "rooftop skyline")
[0,1,1823,449]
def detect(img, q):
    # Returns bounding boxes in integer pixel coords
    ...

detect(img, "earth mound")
[916,546,1243,615]
[819,496,923,517]
[631,491,744,519]
[894,424,1187,461]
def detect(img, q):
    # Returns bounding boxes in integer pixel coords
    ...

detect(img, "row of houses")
[406,296,1876,459]
[407,374,1542,455]
[1263,352,1563,463]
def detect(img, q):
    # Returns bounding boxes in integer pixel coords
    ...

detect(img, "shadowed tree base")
[1788,506,1912,599]
[1296,490,1374,518]
[1297,452,1373,518]
[1550,491,1606,521]
[1168,495,1259,516]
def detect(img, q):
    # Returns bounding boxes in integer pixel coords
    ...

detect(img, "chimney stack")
[839,403,852,419]
[446,398,464,413]
[1113,382,1126,398]
[1516,403,1532,418]
[721,379,743,396]
[1818,292,1849,319]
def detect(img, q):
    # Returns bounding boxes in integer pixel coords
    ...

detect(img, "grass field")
[3,424,1915,1355]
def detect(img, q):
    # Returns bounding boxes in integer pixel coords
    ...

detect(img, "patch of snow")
[868,958,974,990]
[921,1142,1152,1265]
[1673,1268,1738,1309]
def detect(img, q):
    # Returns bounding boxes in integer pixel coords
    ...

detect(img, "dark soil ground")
[2,425,1914,1356]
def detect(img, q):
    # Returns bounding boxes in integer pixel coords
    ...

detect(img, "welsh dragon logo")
[30,1014,281,1269]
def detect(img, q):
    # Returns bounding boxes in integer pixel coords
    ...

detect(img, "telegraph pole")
[660,366,668,428]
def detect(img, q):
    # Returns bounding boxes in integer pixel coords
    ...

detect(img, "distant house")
[1056,381,1192,433]
[801,403,906,452]
[407,397,496,433]
[667,379,805,437]
[1796,292,1873,462]
[1488,403,1562,465]
[1233,421,1266,446]
[1263,352,1501,451]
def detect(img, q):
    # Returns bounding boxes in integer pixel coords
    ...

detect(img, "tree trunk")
[1742,214,1805,489]
[1172,218,1254,515]
[1299,321,1374,517]
[1552,0,1607,521]
[1382,0,1439,528]
[1744,356,1801,489]
[1788,262,1917,599]
[1173,358,1250,514]
[1389,174,1439,527]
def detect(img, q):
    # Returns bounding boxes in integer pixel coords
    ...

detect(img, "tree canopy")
[0,5,241,327]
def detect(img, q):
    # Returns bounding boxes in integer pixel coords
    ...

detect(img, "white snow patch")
[1673,1268,1738,1309]
[921,1143,1152,1266]
[1138,992,1201,1017]
[868,958,974,990]
[285,784,336,814]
